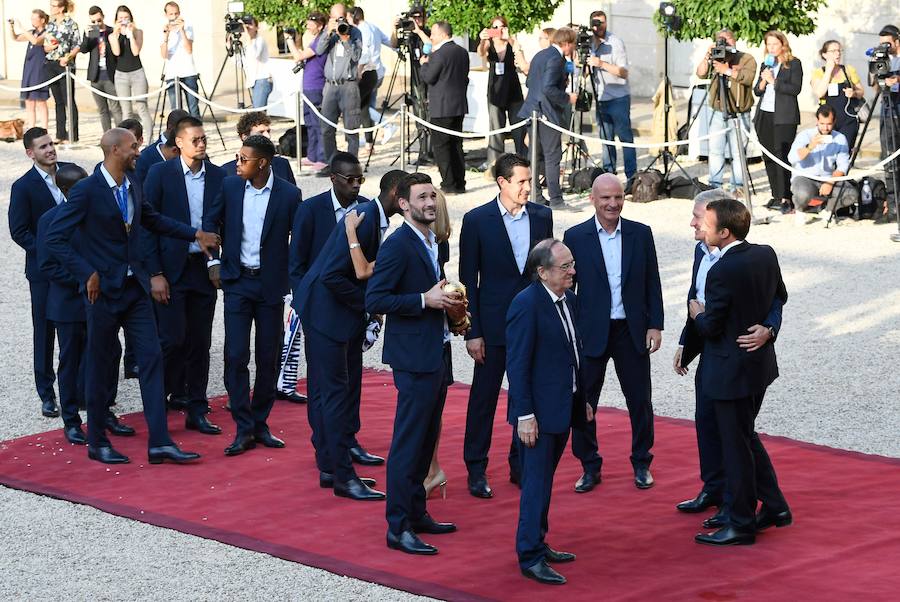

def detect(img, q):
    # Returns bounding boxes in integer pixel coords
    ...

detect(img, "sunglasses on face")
[333,173,365,185]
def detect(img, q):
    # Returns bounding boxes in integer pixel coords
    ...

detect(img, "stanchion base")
[753,216,773,226]
[889,233,900,243]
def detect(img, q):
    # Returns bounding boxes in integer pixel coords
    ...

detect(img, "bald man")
[562,174,663,491]
[46,128,219,465]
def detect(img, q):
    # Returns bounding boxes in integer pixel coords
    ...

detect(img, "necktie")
[116,184,129,231]
[555,299,578,366]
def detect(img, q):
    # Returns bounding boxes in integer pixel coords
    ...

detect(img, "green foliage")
[654,0,828,45]
[428,0,564,37]
[241,0,354,27]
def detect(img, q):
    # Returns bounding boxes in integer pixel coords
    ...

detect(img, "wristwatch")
[349,242,361,250]
[766,326,776,341]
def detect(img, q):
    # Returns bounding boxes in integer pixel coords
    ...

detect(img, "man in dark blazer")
[563,173,663,492]
[218,111,296,184]
[366,172,461,554]
[673,190,784,523]
[46,127,217,464]
[204,136,300,457]
[690,198,791,546]
[518,28,578,208]
[419,21,469,194]
[459,153,554,498]
[135,109,190,186]
[143,117,226,435]
[80,6,121,132]
[9,127,74,418]
[507,239,584,585]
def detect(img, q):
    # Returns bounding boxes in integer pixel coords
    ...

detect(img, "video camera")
[711,37,738,63]
[397,11,416,32]
[867,42,893,79]
[575,25,593,61]
[225,13,253,35]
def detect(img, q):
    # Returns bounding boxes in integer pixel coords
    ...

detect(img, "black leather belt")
[240,266,262,276]
[326,78,356,85]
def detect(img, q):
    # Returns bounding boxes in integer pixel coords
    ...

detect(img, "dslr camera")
[710,37,738,63]
[334,17,351,36]
[868,42,893,78]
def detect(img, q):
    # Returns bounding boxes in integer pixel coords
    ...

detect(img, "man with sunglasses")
[204,135,301,456]
[143,116,225,434]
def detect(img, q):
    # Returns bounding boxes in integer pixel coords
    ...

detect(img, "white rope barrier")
[740,124,900,183]
[539,116,729,149]
[177,80,303,114]
[406,111,532,139]
[0,71,67,92]
[69,73,172,100]
[299,93,402,134]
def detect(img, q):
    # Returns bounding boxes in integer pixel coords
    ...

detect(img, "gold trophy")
[442,281,470,335]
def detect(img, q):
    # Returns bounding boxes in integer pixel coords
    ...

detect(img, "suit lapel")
[173,159,191,219]
[129,172,142,238]
[621,220,635,283]
[539,284,575,364]
[93,168,128,238]
[403,222,437,281]
[29,166,57,210]
[586,220,609,289]
[260,178,278,243]
[490,200,521,274]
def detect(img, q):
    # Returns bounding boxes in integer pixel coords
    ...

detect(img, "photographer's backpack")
[857,176,887,220]
[278,127,308,159]
[631,169,664,202]
[568,166,606,193]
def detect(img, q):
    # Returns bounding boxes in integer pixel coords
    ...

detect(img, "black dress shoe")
[574,471,600,493]
[315,167,331,177]
[695,526,756,546]
[275,390,307,403]
[64,425,87,445]
[521,560,566,585]
[509,472,521,487]
[185,414,222,435]
[756,508,792,531]
[41,398,59,418]
[319,472,376,488]
[106,414,136,436]
[166,394,188,411]
[224,434,256,456]
[676,491,722,513]
[88,445,130,464]
[349,446,384,465]
[764,197,780,210]
[387,529,437,555]
[703,509,728,529]
[634,467,655,489]
[148,444,201,464]
[411,513,457,535]
[467,475,493,499]
[333,477,386,501]
[254,430,286,448]
[124,365,139,379]
[545,547,576,563]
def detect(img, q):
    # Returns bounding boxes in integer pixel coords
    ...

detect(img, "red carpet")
[1,368,899,600]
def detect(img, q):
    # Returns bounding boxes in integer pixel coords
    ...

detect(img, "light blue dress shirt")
[408,220,450,343]
[331,189,358,223]
[694,242,720,305]
[595,217,626,319]
[240,171,274,269]
[181,157,206,254]
[498,198,529,274]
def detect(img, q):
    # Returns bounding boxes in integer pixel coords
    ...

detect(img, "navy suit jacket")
[458,199,553,345]
[294,200,382,342]
[506,281,584,434]
[141,158,226,284]
[135,142,166,187]
[46,166,197,299]
[563,217,664,357]
[220,155,296,185]
[679,241,784,367]
[203,174,301,304]
[9,162,75,282]
[36,204,85,323]
[366,222,445,374]
[518,46,569,125]
[694,241,787,400]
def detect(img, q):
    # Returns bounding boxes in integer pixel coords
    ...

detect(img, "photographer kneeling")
[695,29,756,193]
[787,105,855,226]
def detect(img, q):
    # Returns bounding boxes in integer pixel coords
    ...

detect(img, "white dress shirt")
[717,239,743,257]
[35,165,65,205]
[596,217,626,319]
[180,157,205,254]
[498,198,530,274]
[239,171,274,268]
[694,242,720,305]
[407,220,450,343]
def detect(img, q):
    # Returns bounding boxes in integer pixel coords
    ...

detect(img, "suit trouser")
[55,321,85,428]
[463,344,520,480]
[410,80,430,160]
[223,276,283,437]
[303,332,331,472]
[572,320,654,472]
[44,61,78,141]
[695,356,726,499]
[305,325,364,483]
[755,111,796,201]
[155,254,217,418]
[534,121,563,203]
[791,177,857,213]
[357,70,379,144]
[386,345,450,535]
[84,278,172,448]
[516,427,568,570]
[430,115,466,191]
[90,75,122,133]
[714,389,788,531]
[487,101,527,167]
[28,280,56,404]
[321,81,361,164]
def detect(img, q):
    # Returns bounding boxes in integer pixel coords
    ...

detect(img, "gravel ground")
[1,109,899,600]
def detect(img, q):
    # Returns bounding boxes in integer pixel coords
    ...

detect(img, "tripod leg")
[196,77,227,150]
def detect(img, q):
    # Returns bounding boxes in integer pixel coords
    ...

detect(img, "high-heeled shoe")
[424,469,448,499]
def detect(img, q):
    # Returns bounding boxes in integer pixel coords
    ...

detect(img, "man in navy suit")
[8,128,76,418]
[143,116,226,435]
[459,153,554,498]
[135,109,190,187]
[507,239,585,585]
[518,28,578,208]
[367,172,461,554]
[294,169,406,494]
[289,153,381,477]
[564,173,664,492]
[204,136,301,457]
[691,198,791,546]
[673,190,784,524]
[46,128,218,464]
[218,111,296,184]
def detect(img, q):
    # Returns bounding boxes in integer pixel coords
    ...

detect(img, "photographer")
[695,29,756,192]
[80,6,121,133]
[285,13,328,168]
[787,105,855,226]
[872,25,900,224]
[391,5,432,165]
[315,3,363,171]
[587,11,636,181]
[160,1,200,118]
[810,40,864,149]
[348,7,392,149]
[240,16,272,109]
[108,6,153,141]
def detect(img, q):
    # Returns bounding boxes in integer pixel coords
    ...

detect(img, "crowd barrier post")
[295,91,304,176]
[400,104,407,172]
[66,69,75,145]
[175,76,182,110]
[530,111,539,204]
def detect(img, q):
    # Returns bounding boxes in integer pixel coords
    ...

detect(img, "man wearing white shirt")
[241,17,272,109]
[348,7,393,148]
[160,2,200,117]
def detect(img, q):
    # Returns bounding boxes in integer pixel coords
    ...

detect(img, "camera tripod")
[562,60,600,188]
[363,42,416,173]
[151,67,226,149]
[207,32,247,112]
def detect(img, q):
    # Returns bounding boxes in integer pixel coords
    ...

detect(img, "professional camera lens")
[337,21,351,35]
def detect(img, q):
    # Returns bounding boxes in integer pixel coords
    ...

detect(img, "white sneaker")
[380,123,397,145]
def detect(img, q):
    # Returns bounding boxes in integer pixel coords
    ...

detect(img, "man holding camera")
[696,29,756,193]
[81,6,122,133]
[874,25,900,225]
[241,16,272,109]
[587,11,636,182]
[160,2,200,118]
[391,6,432,165]
[315,3,363,172]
